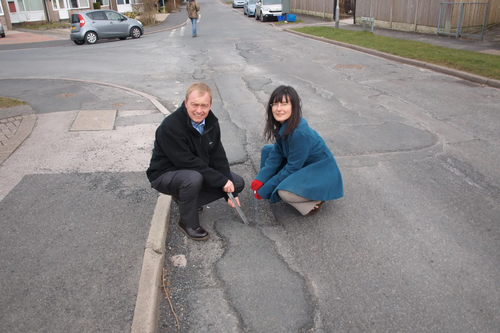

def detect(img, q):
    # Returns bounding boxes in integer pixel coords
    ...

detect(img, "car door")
[88,11,111,38]
[105,11,129,38]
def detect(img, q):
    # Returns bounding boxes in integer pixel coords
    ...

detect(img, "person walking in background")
[147,82,245,241]
[187,0,200,38]
[251,85,343,216]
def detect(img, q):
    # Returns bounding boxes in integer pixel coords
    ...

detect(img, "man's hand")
[227,195,240,208]
[222,180,235,193]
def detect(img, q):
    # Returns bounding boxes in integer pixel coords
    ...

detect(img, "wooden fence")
[291,0,500,33]
[290,0,355,20]
[354,0,500,33]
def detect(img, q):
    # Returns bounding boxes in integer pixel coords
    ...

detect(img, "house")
[0,0,140,30]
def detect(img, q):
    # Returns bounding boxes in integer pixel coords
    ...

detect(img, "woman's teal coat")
[256,118,343,204]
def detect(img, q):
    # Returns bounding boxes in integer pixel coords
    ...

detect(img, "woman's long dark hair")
[263,85,302,142]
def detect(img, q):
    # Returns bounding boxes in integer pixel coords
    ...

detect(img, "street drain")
[335,64,364,69]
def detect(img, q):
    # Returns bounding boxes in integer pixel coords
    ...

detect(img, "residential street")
[1,1,500,332]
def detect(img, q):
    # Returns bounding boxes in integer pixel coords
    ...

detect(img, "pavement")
[0,4,499,333]
[0,9,187,333]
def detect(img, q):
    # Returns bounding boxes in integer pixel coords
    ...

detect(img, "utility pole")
[335,0,340,28]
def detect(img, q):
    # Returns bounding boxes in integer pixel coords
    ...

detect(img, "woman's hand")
[251,180,263,200]
[251,180,263,191]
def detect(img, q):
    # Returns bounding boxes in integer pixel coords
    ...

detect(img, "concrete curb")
[131,194,172,333]
[284,29,500,90]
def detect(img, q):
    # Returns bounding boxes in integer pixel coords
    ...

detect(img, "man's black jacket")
[146,102,233,190]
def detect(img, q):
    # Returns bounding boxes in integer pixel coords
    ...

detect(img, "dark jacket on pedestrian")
[256,118,343,203]
[146,102,232,191]
[187,0,200,19]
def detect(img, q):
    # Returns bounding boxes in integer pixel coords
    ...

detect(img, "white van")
[255,0,282,22]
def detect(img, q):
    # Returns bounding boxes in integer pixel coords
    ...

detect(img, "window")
[95,0,109,6]
[21,0,43,11]
[106,10,123,20]
[15,0,25,11]
[89,10,107,20]
[0,1,4,15]
[69,0,90,9]
[53,0,66,10]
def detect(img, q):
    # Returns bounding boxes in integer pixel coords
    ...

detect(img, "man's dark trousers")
[151,170,245,228]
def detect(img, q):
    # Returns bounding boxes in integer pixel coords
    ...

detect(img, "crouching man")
[147,82,245,241]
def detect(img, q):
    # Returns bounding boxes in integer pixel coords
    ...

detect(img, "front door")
[53,0,69,20]
[116,0,132,13]
[8,0,21,23]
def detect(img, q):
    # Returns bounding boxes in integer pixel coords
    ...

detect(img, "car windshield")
[248,0,257,4]
[262,0,280,4]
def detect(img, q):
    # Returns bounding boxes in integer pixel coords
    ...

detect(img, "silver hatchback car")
[70,10,143,45]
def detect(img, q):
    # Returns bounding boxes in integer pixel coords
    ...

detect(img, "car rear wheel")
[85,31,98,44]
[73,40,85,45]
[1,33,5,38]
[131,27,141,39]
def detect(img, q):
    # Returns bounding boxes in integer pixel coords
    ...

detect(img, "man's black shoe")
[178,220,209,241]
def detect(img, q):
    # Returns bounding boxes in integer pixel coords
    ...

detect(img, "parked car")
[0,22,5,38]
[232,0,245,8]
[70,10,143,45]
[255,0,282,22]
[243,0,257,17]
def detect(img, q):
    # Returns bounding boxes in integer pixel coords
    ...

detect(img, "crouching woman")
[251,85,343,216]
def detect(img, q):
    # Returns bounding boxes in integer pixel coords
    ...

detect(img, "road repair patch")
[70,110,117,131]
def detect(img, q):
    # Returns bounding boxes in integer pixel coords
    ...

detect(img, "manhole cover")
[335,64,364,69]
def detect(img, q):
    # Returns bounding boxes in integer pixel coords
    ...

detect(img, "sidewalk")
[0,78,169,333]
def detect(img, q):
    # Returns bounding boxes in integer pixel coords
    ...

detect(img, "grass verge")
[293,27,500,80]
[0,97,27,109]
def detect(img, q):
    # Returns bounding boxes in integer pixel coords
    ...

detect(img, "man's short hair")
[186,82,212,103]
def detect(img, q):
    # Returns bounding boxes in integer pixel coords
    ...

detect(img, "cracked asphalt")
[1,2,500,332]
